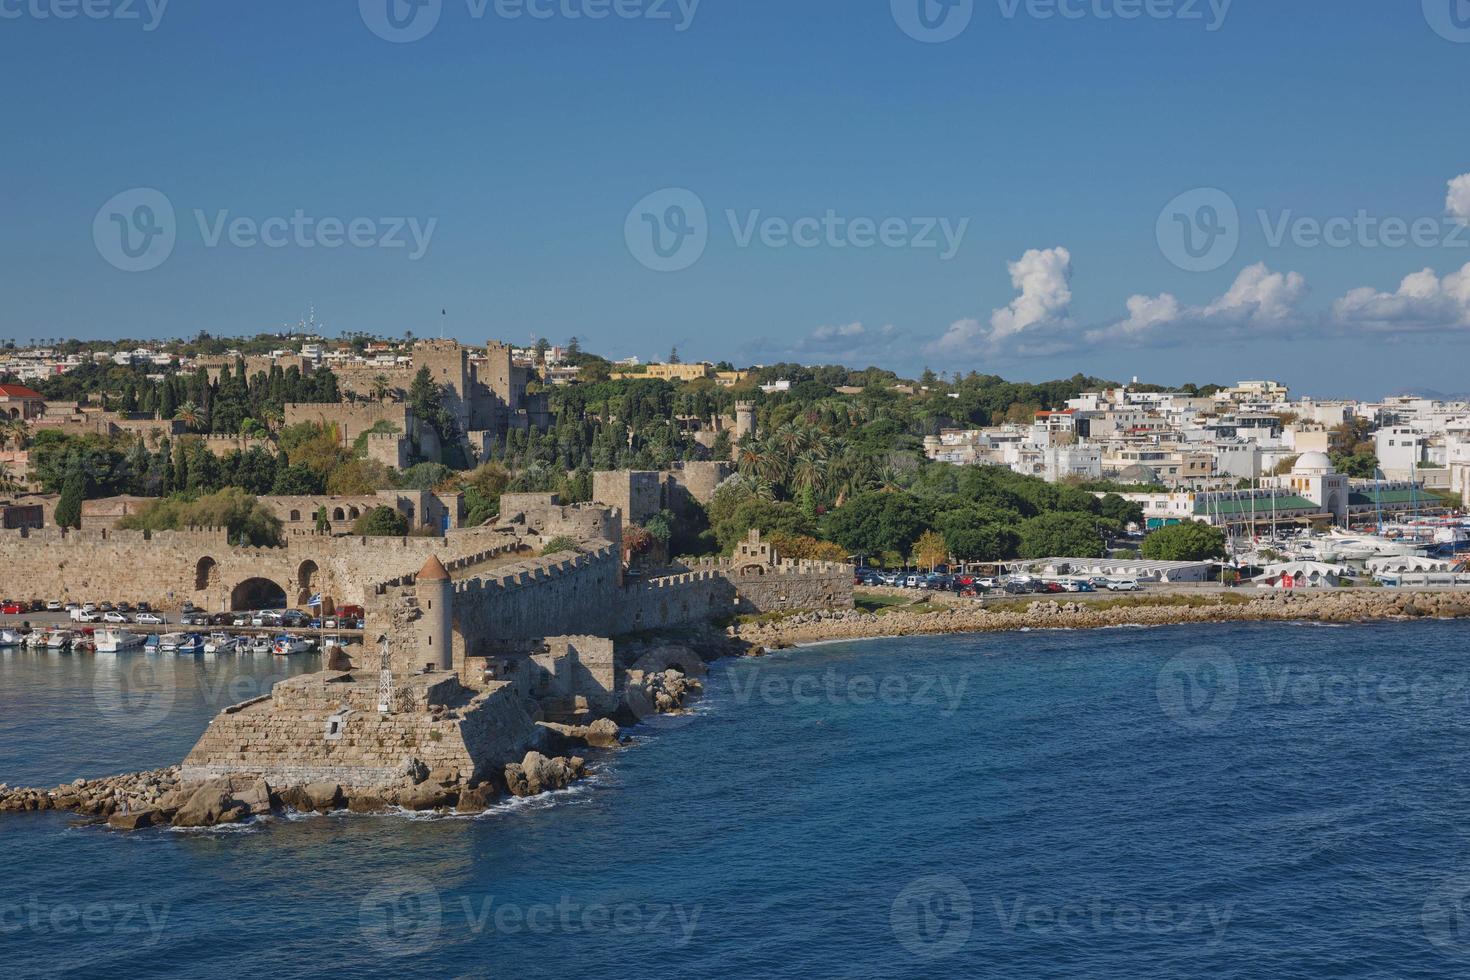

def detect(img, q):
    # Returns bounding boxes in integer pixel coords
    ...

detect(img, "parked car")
[135,613,165,625]
[232,614,253,627]
[136,602,152,613]
[182,614,209,626]
[1,602,22,615]
[46,600,63,611]
[98,602,115,612]
[1107,579,1142,592]
[102,611,130,624]
[29,599,44,612]
[1041,582,1066,594]
[71,610,100,623]
[117,602,132,613]
[209,612,234,626]
[1002,581,1031,595]
[182,602,197,614]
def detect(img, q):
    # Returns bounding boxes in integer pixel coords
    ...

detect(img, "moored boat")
[272,634,312,656]
[175,634,205,655]
[94,629,146,653]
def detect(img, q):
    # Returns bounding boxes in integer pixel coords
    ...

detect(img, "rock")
[400,757,429,785]
[425,767,461,789]
[171,778,265,827]
[584,718,622,749]
[275,786,312,812]
[347,793,389,814]
[398,783,457,811]
[456,783,498,814]
[304,782,343,812]
[108,810,160,832]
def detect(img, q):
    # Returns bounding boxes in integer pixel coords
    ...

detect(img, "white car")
[1107,579,1142,592]
[102,611,130,624]
[70,610,100,623]
[46,600,62,611]
[135,613,166,625]
[81,603,97,613]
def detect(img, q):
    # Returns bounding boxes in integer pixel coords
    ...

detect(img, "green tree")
[315,506,331,534]
[56,464,85,529]
[353,505,410,537]
[1141,522,1227,561]
[1017,512,1107,559]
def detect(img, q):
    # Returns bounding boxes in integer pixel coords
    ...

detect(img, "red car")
[1,602,23,615]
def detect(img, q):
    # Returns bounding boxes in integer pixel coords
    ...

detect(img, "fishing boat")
[45,629,75,651]
[0,628,24,647]
[175,634,205,655]
[203,633,240,655]
[22,630,46,648]
[158,632,185,652]
[143,634,160,653]
[94,629,146,653]
[246,633,273,655]
[272,634,312,656]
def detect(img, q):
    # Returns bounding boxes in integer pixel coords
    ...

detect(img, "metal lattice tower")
[376,635,394,714]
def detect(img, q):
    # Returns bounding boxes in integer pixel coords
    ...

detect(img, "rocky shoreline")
[729,588,1470,648]
[8,593,1465,832]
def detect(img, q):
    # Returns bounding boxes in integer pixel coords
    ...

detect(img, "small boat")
[203,633,240,655]
[175,634,205,655]
[246,634,272,654]
[272,634,312,656]
[95,629,146,653]
[158,632,185,652]
[23,630,46,648]
[0,628,24,647]
[144,634,160,652]
[45,630,75,651]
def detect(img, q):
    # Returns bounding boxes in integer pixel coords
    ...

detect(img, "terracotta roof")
[0,384,43,399]
[418,555,450,582]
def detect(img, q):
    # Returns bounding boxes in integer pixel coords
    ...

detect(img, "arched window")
[289,510,302,522]
[333,508,346,522]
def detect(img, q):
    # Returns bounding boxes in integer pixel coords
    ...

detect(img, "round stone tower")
[416,554,453,672]
[734,401,756,442]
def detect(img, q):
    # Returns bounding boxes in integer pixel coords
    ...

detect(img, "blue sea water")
[4,621,1470,979]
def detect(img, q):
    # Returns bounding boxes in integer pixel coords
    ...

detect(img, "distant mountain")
[1386,388,1470,401]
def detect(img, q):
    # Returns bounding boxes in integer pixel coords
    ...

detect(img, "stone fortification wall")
[180,672,537,788]
[283,402,413,446]
[0,524,519,610]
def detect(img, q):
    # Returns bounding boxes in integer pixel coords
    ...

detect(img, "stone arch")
[296,560,320,605]
[230,577,288,611]
[348,506,361,520]
[289,509,302,522]
[195,556,218,592]
[333,507,346,522]
[6,407,17,420]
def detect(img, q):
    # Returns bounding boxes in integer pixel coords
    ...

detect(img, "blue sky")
[3,0,1470,396]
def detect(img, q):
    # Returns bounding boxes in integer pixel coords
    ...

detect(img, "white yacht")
[45,630,75,650]
[94,629,146,653]
[0,628,24,646]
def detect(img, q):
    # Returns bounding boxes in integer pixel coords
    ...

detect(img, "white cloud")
[1085,263,1309,347]
[925,246,1073,358]
[809,322,869,342]
[1448,173,1470,224]
[1332,262,1470,330]
[989,246,1073,339]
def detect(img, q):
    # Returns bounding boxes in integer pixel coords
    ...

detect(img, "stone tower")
[416,554,453,673]
[735,401,756,442]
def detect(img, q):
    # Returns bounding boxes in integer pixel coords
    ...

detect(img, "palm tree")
[174,401,202,431]
[371,374,391,402]
[791,451,826,497]
[0,462,20,493]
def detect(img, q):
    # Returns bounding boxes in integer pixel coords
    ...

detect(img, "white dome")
[1293,451,1335,475]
